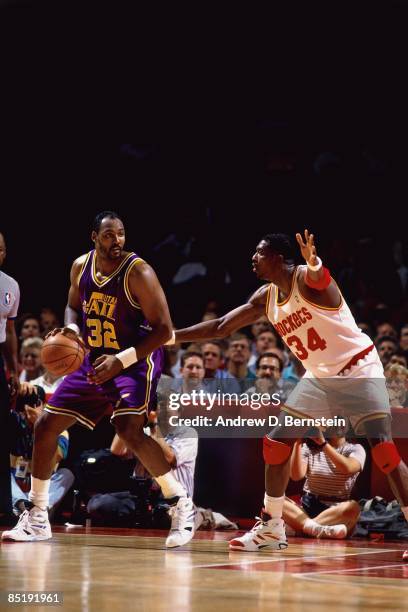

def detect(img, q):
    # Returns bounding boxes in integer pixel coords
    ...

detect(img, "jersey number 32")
[86,318,120,350]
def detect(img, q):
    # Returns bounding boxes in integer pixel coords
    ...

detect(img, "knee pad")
[263,437,292,465]
[371,441,401,474]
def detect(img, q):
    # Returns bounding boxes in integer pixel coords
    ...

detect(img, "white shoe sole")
[165,531,194,548]
[1,534,52,542]
[229,540,288,552]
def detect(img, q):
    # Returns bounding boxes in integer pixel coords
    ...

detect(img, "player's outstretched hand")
[87,354,123,385]
[295,229,319,267]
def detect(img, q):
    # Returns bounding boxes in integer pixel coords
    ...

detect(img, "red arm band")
[305,266,331,290]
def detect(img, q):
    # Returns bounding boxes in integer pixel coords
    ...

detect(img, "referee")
[0,232,20,521]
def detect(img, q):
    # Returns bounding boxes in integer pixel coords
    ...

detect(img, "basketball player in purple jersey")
[2,212,195,547]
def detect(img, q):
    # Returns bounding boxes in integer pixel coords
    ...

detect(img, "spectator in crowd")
[19,338,44,383]
[400,324,408,354]
[157,350,207,409]
[248,330,279,373]
[40,308,60,339]
[283,427,365,539]
[166,343,182,378]
[247,352,293,403]
[385,363,408,408]
[202,341,226,378]
[250,315,272,340]
[162,344,180,378]
[17,314,41,345]
[225,333,256,392]
[376,322,398,341]
[390,352,408,368]
[10,386,74,517]
[375,335,399,367]
[29,368,64,401]
[178,350,205,393]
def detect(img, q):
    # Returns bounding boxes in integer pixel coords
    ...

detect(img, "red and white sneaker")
[229,510,288,552]
[403,550,408,561]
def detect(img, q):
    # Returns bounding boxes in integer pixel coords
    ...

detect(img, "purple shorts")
[44,349,164,430]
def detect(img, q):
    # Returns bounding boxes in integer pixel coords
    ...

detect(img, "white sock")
[303,518,321,536]
[155,470,187,499]
[402,506,408,522]
[28,477,50,511]
[264,493,284,519]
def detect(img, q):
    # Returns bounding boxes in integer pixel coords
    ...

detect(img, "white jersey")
[0,270,20,343]
[266,265,373,377]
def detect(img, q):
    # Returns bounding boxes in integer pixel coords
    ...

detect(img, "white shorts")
[283,349,390,434]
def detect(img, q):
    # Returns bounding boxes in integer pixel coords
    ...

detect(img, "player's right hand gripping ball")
[41,332,85,376]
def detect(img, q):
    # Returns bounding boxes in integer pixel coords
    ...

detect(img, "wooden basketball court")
[1,526,407,610]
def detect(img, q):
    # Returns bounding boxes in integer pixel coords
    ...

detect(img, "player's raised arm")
[296,229,341,305]
[174,284,269,343]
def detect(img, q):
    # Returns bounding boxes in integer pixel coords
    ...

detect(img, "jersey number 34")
[286,327,327,360]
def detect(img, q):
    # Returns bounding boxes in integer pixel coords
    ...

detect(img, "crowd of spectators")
[4,298,408,538]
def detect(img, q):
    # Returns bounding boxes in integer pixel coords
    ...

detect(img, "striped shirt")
[301,442,366,500]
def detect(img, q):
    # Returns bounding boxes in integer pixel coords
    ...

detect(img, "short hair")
[228,332,251,347]
[256,351,284,372]
[385,363,408,378]
[93,211,122,233]
[180,350,204,368]
[376,335,398,348]
[202,340,224,354]
[21,337,44,352]
[261,233,294,263]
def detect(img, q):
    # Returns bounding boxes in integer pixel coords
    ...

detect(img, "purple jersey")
[45,250,164,429]
[79,250,150,360]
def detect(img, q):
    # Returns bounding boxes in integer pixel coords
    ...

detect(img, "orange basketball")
[41,332,85,376]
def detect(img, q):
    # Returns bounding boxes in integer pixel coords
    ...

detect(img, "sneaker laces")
[316,525,332,539]
[170,499,191,532]
[250,516,267,533]
[14,509,30,528]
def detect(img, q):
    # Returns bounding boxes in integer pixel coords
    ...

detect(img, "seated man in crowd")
[224,333,256,392]
[10,384,74,518]
[282,426,364,539]
[247,351,294,404]
[385,363,408,408]
[248,329,279,374]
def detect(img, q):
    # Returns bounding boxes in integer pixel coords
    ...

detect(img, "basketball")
[41,332,85,376]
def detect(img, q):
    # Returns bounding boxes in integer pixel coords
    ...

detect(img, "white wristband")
[164,331,176,346]
[307,257,322,272]
[116,347,138,369]
[66,323,80,335]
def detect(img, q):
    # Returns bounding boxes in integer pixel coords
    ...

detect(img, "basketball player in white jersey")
[173,231,408,558]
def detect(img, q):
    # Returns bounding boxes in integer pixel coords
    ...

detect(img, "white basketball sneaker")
[317,524,347,539]
[165,497,196,548]
[1,507,52,542]
[229,510,288,552]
